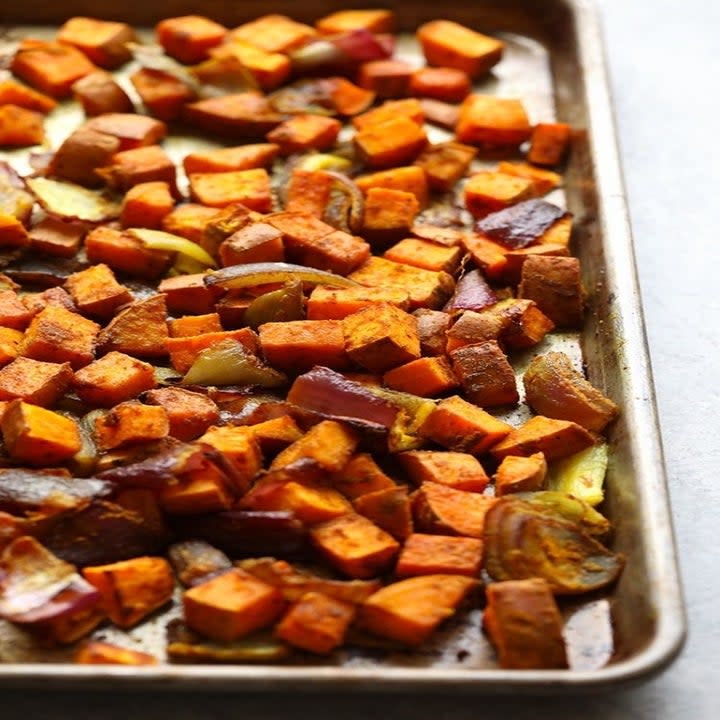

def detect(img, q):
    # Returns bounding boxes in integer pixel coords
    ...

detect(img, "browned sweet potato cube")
[245,415,303,454]
[330,453,396,500]
[158,274,219,316]
[98,294,169,359]
[450,341,519,406]
[527,123,571,167]
[143,387,219,441]
[75,641,158,665]
[267,115,341,155]
[382,356,458,398]
[85,227,173,280]
[358,60,413,99]
[384,238,462,274]
[29,217,85,258]
[352,98,424,131]
[183,144,279,175]
[316,9,394,35]
[64,264,132,320]
[284,169,334,217]
[57,17,134,68]
[230,14,315,53]
[307,285,409,321]
[457,95,531,148]
[464,172,534,218]
[413,308,451,356]
[414,141,477,191]
[94,401,169,450]
[219,222,285,266]
[0,327,23,367]
[420,98,459,129]
[399,450,489,493]
[73,351,155,407]
[352,485,412,541]
[493,452,547,495]
[84,113,167,150]
[362,188,419,243]
[183,92,282,138]
[497,161,562,196]
[98,145,177,196]
[130,68,196,122]
[0,79,57,113]
[196,425,262,489]
[156,15,227,64]
[162,204,220,245]
[0,105,44,147]
[0,357,72,407]
[355,166,428,208]
[259,320,347,372]
[0,213,30,248]
[72,71,133,116]
[396,533,483,577]
[121,181,175,229]
[355,117,427,169]
[189,169,272,211]
[409,67,471,103]
[47,127,120,187]
[209,40,291,91]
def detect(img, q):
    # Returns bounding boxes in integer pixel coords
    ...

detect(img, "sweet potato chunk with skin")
[307,285,409,321]
[501,244,570,284]
[57,17,134,69]
[22,288,76,317]
[1,400,81,465]
[355,117,428,169]
[418,20,503,78]
[73,352,155,407]
[497,161,562,196]
[29,218,85,259]
[342,303,420,373]
[523,351,619,432]
[72,71,133,116]
[330,453,396,500]
[259,320,347,372]
[360,574,478,646]
[0,213,29,248]
[0,327,23,367]
[464,172,534,218]
[65,264,132,320]
[399,450,489,493]
[490,415,595,462]
[98,294,169,359]
[230,14,315,54]
[97,145,178,196]
[219,223,285,266]
[183,93,283,139]
[396,534,483,577]
[189,169,272,211]
[162,204,220,245]
[211,40,291,91]
[384,238,462,274]
[461,233,508,280]
[409,67,471,103]
[0,105,44,147]
[158,274,219,316]
[11,40,96,98]
[0,357,72,407]
[450,341,519,407]
[519,255,584,328]
[94,401,169,451]
[316,10,394,35]
[483,578,568,669]
[358,60,413,99]
[130,68,195,123]
[183,569,286,642]
[414,141,477,192]
[457,95,532,148]
[161,459,235,515]
[246,415,303,454]
[143,387,219,442]
[0,79,57,113]
[310,513,400,579]
[21,305,99,369]
[183,144,279,175]
[196,425,262,490]
[413,481,497,538]
[352,486,412,541]
[85,226,173,280]
[362,188,419,242]
[121,181,174,230]
[76,640,157,665]
[352,98,424,131]
[83,557,174,629]
[156,15,228,64]
[494,452,547,496]
[267,115,341,155]
[383,356,458,398]
[527,123,571,167]
[355,166,429,208]
[276,591,355,654]
[413,308,451,357]
[166,328,258,374]
[47,128,121,187]
[84,113,167,151]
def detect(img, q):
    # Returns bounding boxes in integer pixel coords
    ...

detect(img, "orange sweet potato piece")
[327,78,375,117]
[65,264,133,320]
[284,169,334,217]
[275,590,355,654]
[409,67,471,103]
[246,415,303,454]
[413,308,451,357]
[330,452,396,500]
[72,71,133,116]
[218,222,285,266]
[359,574,478,646]
[97,145,178,196]
[461,232,509,280]
[449,340,519,407]
[501,244,570,285]
[160,463,235,515]
[413,481,497,538]
[0,212,30,248]
[1,399,82,465]
[355,166,428,208]
[230,14,315,53]
[399,450,489,493]
[183,568,286,641]
[464,171,534,218]
[73,351,155,407]
[189,169,272,211]
[414,141,477,192]
[183,92,283,139]
[352,486,412,541]
[11,40,96,98]
[259,320,347,373]
[0,357,72,407]
[358,60,413,99]
[84,113,167,150]
[75,641,157,665]
[355,116,428,169]
[28,217,85,258]
[158,274,219,316]
[98,294,169,359]
[316,9,394,35]
[383,238,462,274]
[267,115,341,155]
[94,401,169,450]
[130,68,195,122]
[456,95,531,148]
[310,513,400,579]
[121,181,174,229]
[162,204,220,245]
[419,395,513,455]
[0,290,35,330]
[396,534,483,577]
[82,557,174,628]
[195,425,263,490]
[57,17,134,68]
[307,285,409,321]
[0,80,56,117]
[166,328,258,374]
[352,98,424,131]
[47,127,121,187]
[496,161,562,196]
[211,40,291,90]
[493,452,547,496]
[156,15,228,64]
[527,123,571,167]
[143,387,220,441]
[382,356,458,398]
[362,188,419,242]
[85,226,173,279]
[21,305,99,369]
[21,288,76,318]
[0,327,23,367]
[0,105,44,147]
[418,20,503,78]
[183,144,279,175]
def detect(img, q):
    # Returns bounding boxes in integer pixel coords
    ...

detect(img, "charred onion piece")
[168,540,232,588]
[243,280,304,329]
[444,269,497,314]
[26,177,121,222]
[127,228,217,268]
[206,262,358,290]
[476,199,568,250]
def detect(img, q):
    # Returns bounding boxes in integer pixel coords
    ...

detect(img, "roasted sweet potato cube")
[418,20,503,78]
[316,9,394,35]
[342,303,420,373]
[73,351,155,407]
[84,113,167,150]
[310,513,400,579]
[64,264,132,320]
[413,481,497,538]
[383,356,458,398]
[331,453,396,500]
[183,92,283,138]
[350,256,454,311]
[538,214,572,247]
[501,244,570,285]
[420,98,460,129]
[156,15,228,64]
[246,415,303,454]
[497,161,562,196]
[362,188,419,242]
[57,17,134,68]
[275,590,354,654]
[419,395,513,455]
[413,308,451,356]
[183,568,286,641]
[189,169,272,211]
[183,144,279,175]
[449,340,519,407]
[219,222,285,266]
[409,67,471,103]
[414,141,477,192]
[355,117,427,169]
[143,387,219,441]
[490,415,595,461]
[399,450,489,492]
[464,172,534,218]
[457,95,531,148]
[130,68,195,122]
[483,578,568,669]
[266,114,341,155]
[196,425,263,490]
[97,145,177,196]
[120,181,174,230]
[355,166,428,208]
[85,226,173,279]
[29,217,85,258]
[518,255,584,328]
[158,274,218,315]
[284,169,334,217]
[352,486,412,541]
[352,98,424,131]
[210,40,291,90]
[166,328,258,374]
[384,238,462,274]
[11,40,96,98]
[75,640,158,665]
[0,105,44,147]
[494,452,547,495]
[259,320,347,373]
[98,294,169,359]
[307,285,409,321]
[21,305,99,369]
[0,327,23,367]
[327,78,375,117]
[47,128,120,187]
[410,224,467,248]
[162,204,220,245]
[360,574,478,646]
[0,357,72,407]
[21,288,76,317]
[0,213,29,248]
[396,534,483,577]
[461,233,509,280]
[94,401,169,451]
[0,79,57,113]
[160,459,235,514]
[1,400,82,465]
[72,71,133,116]
[527,123,571,166]
[358,60,413,99]
[230,14,315,53]
[82,557,174,628]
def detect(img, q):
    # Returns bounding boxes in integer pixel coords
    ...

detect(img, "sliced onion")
[205,262,358,290]
[289,39,346,72]
[297,153,352,172]
[320,170,364,233]
[0,161,34,222]
[26,177,121,222]
[127,228,217,268]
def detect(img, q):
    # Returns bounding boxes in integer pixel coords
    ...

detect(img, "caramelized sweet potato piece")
[493,452,547,496]
[73,351,155,407]
[358,60,413,99]
[166,328,258,374]
[396,533,483,577]
[160,457,235,515]
[29,218,86,259]
[316,10,394,35]
[0,327,23,367]
[162,204,220,245]
[158,274,219,315]
[0,79,57,113]
[75,640,157,665]
[352,485,412,541]
[211,40,291,91]
[47,127,120,187]
[230,14,315,53]
[57,17,134,68]
[21,287,76,317]
[82,556,174,628]
[218,222,285,266]
[384,238,462,274]
[355,166,428,208]
[329,453,395,500]
[130,68,195,122]
[94,401,169,451]
[245,415,303,454]
[0,290,36,330]
[409,67,471,103]
[461,232,508,280]
[527,123,571,167]
[307,285,408,321]
[420,98,459,129]
[399,450,489,493]
[414,141,477,192]
[121,181,174,230]
[85,226,173,279]
[0,212,30,248]
[383,356,458,397]
[97,145,177,196]
[449,340,519,406]
[183,144,279,175]
[327,77,376,116]
[475,199,568,250]
[197,425,263,488]
[84,113,167,150]
[267,115,341,155]
[445,269,498,315]
[284,169,334,217]
[362,187,419,242]
[456,95,531,148]
[189,169,272,211]
[156,15,227,64]
[497,161,562,196]
[143,387,219,442]
[352,98,424,131]
[98,294,169,359]
[183,93,283,138]
[0,105,44,147]
[72,71,133,116]
[413,308,451,357]
[360,574,478,646]
[355,116,427,169]
[259,320,347,372]
[464,172,534,218]
[0,357,72,407]
[65,263,132,319]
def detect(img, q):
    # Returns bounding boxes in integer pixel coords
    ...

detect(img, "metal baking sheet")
[0,0,686,692]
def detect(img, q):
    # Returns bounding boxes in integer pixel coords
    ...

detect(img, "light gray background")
[2,0,716,716]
